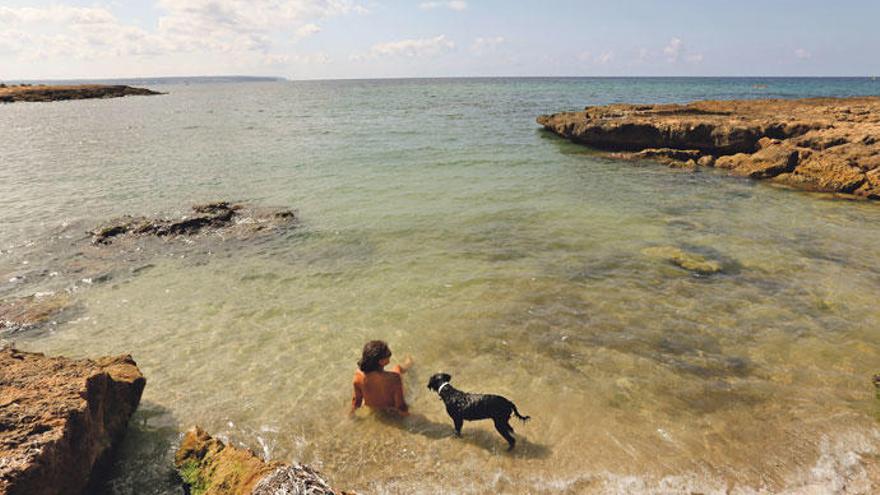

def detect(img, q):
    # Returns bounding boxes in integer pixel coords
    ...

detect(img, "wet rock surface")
[0,347,145,495]
[0,293,72,334]
[641,246,723,275]
[90,202,296,245]
[538,97,880,199]
[0,84,160,103]
[175,426,350,495]
[0,202,297,336]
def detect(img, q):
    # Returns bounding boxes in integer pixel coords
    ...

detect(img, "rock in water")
[0,347,146,495]
[175,426,351,495]
[537,97,880,200]
[642,246,723,275]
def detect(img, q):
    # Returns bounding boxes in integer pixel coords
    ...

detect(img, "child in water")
[350,340,413,417]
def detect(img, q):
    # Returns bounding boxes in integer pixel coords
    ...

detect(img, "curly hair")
[358,340,391,373]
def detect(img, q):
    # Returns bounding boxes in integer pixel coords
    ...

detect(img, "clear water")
[2,78,880,494]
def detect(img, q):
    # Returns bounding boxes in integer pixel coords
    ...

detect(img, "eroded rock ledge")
[0,347,145,495]
[0,84,161,103]
[537,97,880,199]
[90,201,296,245]
[175,426,352,495]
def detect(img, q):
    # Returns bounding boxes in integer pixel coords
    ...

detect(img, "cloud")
[795,48,811,60]
[368,34,454,58]
[296,23,321,38]
[662,37,702,64]
[419,1,467,11]
[663,37,683,62]
[596,51,614,64]
[471,36,504,55]
[0,1,366,67]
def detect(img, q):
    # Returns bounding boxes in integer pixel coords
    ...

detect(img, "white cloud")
[369,34,454,58]
[296,23,321,38]
[596,51,614,64]
[0,1,366,70]
[471,36,504,55]
[662,37,702,64]
[795,48,811,60]
[419,1,467,11]
[663,37,683,62]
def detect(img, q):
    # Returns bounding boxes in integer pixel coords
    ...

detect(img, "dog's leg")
[453,416,463,437]
[493,418,516,451]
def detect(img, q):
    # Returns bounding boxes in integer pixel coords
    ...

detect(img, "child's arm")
[350,378,363,416]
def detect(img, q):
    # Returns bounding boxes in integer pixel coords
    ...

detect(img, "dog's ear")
[440,372,451,383]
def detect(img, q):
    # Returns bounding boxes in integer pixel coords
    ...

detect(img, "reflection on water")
[3,78,880,493]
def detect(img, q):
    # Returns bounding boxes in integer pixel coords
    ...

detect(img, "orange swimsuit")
[351,365,408,414]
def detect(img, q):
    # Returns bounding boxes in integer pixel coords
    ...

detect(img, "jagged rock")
[0,348,145,495]
[0,293,72,334]
[642,246,723,275]
[175,426,351,495]
[0,84,160,103]
[538,97,880,200]
[90,202,297,245]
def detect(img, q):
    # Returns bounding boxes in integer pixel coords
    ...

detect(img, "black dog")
[427,372,530,450]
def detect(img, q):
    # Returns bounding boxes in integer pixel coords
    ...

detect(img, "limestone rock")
[0,84,160,103]
[0,293,72,334]
[538,97,880,200]
[0,348,146,495]
[642,246,723,275]
[175,426,352,495]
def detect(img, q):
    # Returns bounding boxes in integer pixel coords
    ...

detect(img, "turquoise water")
[2,78,880,494]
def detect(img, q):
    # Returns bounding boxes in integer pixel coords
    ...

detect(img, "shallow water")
[2,78,880,494]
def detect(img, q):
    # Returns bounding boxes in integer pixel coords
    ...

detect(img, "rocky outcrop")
[0,347,145,495]
[0,84,160,103]
[175,426,350,495]
[90,201,297,245]
[537,97,880,199]
[0,293,72,334]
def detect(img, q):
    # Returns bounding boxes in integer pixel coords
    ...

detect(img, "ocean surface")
[2,77,880,494]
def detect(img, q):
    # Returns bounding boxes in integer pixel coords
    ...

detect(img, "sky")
[1,0,879,80]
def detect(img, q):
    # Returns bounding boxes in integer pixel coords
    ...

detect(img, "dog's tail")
[512,403,531,422]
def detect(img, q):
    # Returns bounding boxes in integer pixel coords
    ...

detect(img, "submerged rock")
[0,347,145,495]
[538,97,880,200]
[90,201,297,245]
[642,246,723,275]
[0,292,72,334]
[0,84,160,103]
[175,426,350,495]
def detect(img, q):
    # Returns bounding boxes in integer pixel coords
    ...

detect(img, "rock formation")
[0,84,160,103]
[90,201,297,245]
[537,97,880,199]
[175,426,351,495]
[0,347,146,495]
[0,293,72,334]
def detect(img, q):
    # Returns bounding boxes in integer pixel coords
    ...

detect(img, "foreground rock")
[0,347,145,495]
[175,426,351,495]
[0,84,160,103]
[641,246,722,275]
[537,97,880,199]
[90,201,297,245]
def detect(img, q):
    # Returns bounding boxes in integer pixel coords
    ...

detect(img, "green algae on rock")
[175,426,351,495]
[641,246,723,275]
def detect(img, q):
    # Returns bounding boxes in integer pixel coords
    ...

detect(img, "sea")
[2,77,880,494]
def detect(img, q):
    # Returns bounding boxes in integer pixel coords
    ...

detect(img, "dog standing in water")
[427,372,530,450]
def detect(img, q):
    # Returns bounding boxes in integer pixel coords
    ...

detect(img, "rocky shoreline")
[0,84,160,103]
[537,97,880,200]
[176,427,351,495]
[0,347,145,494]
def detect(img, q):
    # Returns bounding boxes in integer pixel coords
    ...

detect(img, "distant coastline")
[4,75,287,86]
[0,84,161,103]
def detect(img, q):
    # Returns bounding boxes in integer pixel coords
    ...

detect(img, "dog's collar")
[437,382,450,394]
